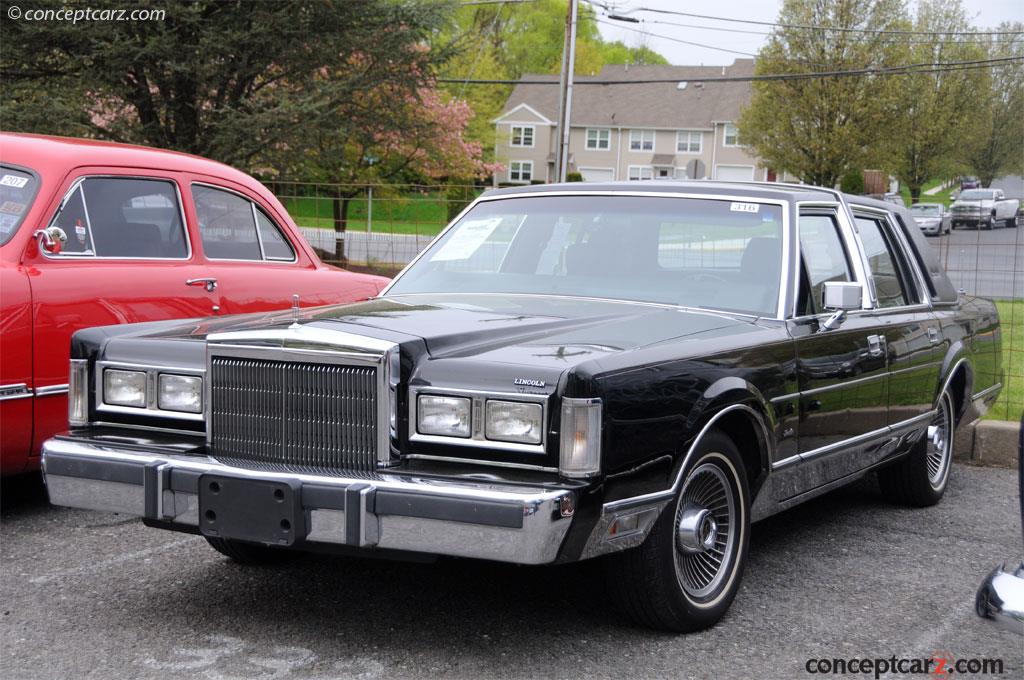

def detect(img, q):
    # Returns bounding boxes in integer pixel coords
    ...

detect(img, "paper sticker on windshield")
[730,202,760,213]
[0,201,25,214]
[431,217,503,261]
[0,175,29,189]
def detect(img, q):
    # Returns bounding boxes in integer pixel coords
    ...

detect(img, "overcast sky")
[593,0,1024,65]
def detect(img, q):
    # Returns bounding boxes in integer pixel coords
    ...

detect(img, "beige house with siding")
[493,59,776,185]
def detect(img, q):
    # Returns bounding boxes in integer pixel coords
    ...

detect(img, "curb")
[953,420,1021,469]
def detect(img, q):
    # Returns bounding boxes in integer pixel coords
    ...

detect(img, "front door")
[25,171,220,456]
[778,209,890,499]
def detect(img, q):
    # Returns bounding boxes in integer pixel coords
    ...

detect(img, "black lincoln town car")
[43,181,1003,632]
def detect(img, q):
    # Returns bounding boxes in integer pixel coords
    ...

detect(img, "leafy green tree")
[1,0,455,170]
[890,0,987,202]
[963,22,1024,187]
[738,0,909,187]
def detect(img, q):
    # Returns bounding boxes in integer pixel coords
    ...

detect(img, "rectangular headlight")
[417,395,471,438]
[559,397,602,478]
[68,359,88,426]
[103,369,147,408]
[486,400,542,444]
[157,373,203,413]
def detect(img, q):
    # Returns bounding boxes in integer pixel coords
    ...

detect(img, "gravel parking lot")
[1,463,1021,680]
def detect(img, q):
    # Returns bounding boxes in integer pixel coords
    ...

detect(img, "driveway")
[1,464,1021,680]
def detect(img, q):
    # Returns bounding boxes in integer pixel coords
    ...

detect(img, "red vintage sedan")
[0,133,388,476]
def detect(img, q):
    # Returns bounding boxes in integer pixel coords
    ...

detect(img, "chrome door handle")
[867,334,885,357]
[928,327,940,344]
[186,277,217,292]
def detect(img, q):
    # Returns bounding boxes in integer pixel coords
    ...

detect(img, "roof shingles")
[499,59,754,130]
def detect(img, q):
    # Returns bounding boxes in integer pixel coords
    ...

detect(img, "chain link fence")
[280,181,1022,422]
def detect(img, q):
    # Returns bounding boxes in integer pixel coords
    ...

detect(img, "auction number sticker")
[0,175,29,189]
[730,202,760,213]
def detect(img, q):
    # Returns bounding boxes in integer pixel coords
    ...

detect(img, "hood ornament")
[289,294,301,327]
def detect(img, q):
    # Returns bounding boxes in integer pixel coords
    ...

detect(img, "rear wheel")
[205,536,296,565]
[605,431,750,632]
[878,389,954,507]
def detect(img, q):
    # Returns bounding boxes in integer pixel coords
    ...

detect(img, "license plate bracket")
[198,474,304,546]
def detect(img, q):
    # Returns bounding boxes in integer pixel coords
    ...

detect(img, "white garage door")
[580,168,615,182]
[715,165,755,181]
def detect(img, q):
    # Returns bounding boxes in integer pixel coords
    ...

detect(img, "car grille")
[209,355,380,472]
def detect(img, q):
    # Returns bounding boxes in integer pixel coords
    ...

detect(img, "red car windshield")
[0,166,39,246]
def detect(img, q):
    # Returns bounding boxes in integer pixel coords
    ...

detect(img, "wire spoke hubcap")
[674,461,737,599]
[926,395,952,488]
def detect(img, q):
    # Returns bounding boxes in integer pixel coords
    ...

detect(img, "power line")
[594,18,759,58]
[437,56,1024,85]
[640,18,1024,45]
[586,3,1022,37]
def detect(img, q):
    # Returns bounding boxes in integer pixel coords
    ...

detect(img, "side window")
[255,208,295,261]
[853,215,913,308]
[47,178,187,258]
[193,185,295,262]
[798,212,852,315]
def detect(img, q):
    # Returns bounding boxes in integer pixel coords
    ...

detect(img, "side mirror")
[33,226,67,254]
[821,281,862,330]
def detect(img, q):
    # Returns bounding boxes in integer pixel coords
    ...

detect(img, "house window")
[509,161,533,183]
[676,130,702,153]
[585,128,610,150]
[510,125,534,148]
[723,124,741,147]
[629,130,655,151]
[627,166,653,181]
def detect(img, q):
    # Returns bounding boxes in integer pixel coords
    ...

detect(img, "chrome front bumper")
[976,562,1024,635]
[41,437,574,565]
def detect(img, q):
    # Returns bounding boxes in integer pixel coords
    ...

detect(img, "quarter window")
[586,128,610,150]
[676,131,702,153]
[723,124,741,147]
[798,213,852,315]
[46,177,187,258]
[509,161,533,183]
[193,185,295,261]
[510,125,534,147]
[853,215,913,308]
[629,130,655,151]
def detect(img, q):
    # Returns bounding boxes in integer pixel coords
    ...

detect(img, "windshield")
[910,204,942,216]
[387,194,785,316]
[960,190,994,200]
[0,166,39,246]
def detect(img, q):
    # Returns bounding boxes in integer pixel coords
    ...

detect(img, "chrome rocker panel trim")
[41,437,573,565]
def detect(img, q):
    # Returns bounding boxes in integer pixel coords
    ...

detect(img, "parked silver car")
[975,415,1024,635]
[910,202,951,236]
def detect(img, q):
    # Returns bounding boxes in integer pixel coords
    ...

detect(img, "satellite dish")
[686,159,706,180]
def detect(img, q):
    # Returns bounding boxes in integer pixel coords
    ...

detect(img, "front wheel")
[604,431,750,632]
[205,536,296,565]
[878,389,954,507]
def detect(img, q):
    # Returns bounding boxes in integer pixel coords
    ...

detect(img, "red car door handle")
[186,277,218,293]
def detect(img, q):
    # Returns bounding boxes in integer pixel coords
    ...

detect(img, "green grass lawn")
[900,179,957,208]
[989,299,1023,421]
[282,192,478,237]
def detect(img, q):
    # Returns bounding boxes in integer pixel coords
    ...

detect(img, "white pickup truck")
[950,188,1020,229]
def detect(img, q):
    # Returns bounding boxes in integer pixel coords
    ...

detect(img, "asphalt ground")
[1,462,1021,680]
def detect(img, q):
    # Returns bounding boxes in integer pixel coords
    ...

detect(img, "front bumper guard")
[42,437,574,565]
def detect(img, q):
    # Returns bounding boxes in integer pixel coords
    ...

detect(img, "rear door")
[781,207,890,499]
[849,208,941,431]
[25,170,219,455]
[186,179,378,314]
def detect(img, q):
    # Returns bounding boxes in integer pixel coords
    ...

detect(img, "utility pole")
[554,0,578,183]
